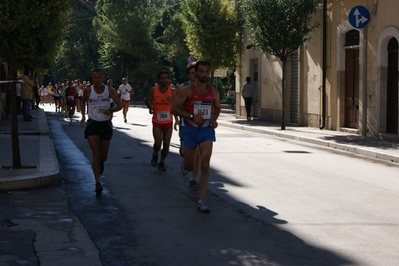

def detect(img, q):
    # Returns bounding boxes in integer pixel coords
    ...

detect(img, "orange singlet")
[152,85,173,126]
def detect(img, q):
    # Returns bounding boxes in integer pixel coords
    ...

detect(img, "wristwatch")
[189,113,194,119]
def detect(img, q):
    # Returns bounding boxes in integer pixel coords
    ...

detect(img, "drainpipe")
[320,0,327,129]
[362,27,368,136]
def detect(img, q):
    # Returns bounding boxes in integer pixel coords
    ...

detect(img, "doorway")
[386,38,398,134]
[344,49,360,128]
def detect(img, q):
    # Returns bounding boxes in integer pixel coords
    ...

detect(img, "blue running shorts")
[180,126,216,149]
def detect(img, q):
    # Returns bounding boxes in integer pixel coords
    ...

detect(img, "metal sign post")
[349,5,370,136]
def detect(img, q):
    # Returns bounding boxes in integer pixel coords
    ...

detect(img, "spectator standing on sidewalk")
[145,70,177,171]
[15,82,22,114]
[242,76,254,121]
[226,88,235,109]
[171,60,221,213]
[80,69,122,196]
[117,77,134,123]
[20,69,34,121]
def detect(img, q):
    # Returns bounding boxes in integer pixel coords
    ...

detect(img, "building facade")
[236,0,398,140]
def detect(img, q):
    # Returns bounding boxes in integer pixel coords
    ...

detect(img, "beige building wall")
[237,0,399,139]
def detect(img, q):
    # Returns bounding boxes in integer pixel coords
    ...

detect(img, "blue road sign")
[187,56,196,64]
[348,6,370,29]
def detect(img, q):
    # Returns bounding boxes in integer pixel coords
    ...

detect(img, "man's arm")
[171,88,180,130]
[171,86,191,118]
[108,88,122,114]
[128,84,135,95]
[144,87,154,114]
[212,88,221,129]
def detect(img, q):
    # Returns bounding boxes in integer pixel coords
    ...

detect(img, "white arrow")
[353,8,368,28]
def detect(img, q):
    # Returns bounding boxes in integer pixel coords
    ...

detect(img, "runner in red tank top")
[171,60,221,213]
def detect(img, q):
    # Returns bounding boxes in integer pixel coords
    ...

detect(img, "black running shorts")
[84,119,113,140]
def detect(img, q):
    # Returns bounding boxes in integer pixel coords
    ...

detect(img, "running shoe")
[124,118,127,123]
[100,161,104,174]
[157,162,166,171]
[151,153,158,167]
[95,182,103,196]
[188,180,198,190]
[180,161,188,175]
[197,200,210,213]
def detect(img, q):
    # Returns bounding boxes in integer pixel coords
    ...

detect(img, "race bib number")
[67,96,75,101]
[194,104,211,119]
[93,105,109,120]
[157,111,170,121]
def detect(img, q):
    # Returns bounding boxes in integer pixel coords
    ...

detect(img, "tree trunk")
[281,59,286,130]
[9,37,22,168]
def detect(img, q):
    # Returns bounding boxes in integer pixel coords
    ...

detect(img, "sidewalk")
[0,108,59,190]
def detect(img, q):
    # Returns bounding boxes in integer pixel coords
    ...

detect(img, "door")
[344,49,359,128]
[386,38,398,134]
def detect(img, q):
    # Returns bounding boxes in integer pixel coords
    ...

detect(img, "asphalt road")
[45,105,399,266]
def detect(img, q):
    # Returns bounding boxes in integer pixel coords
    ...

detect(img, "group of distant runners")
[81,60,221,213]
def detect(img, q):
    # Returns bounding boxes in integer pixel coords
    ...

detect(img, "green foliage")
[157,6,190,83]
[180,0,242,71]
[243,0,321,61]
[0,0,71,73]
[93,0,162,83]
[53,4,99,81]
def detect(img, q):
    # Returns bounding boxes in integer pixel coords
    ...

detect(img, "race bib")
[93,105,109,120]
[157,111,170,121]
[67,96,75,100]
[194,104,211,119]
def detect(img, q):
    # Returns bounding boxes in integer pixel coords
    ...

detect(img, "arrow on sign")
[353,8,368,28]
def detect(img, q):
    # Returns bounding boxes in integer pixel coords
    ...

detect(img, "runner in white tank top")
[87,85,111,121]
[80,69,122,196]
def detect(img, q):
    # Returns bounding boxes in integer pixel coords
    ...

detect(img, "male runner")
[80,69,122,196]
[171,60,221,213]
[145,70,177,171]
[118,77,134,123]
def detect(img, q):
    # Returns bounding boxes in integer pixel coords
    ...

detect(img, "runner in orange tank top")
[145,70,178,171]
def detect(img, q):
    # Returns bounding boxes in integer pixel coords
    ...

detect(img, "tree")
[157,5,190,83]
[0,0,70,168]
[93,0,161,80]
[54,1,99,81]
[180,0,242,80]
[243,0,320,130]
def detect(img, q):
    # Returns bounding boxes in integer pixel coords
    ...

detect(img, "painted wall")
[237,0,399,138]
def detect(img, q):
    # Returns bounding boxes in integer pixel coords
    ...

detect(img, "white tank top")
[88,85,111,121]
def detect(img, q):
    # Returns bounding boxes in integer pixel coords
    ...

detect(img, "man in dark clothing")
[242,76,254,121]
